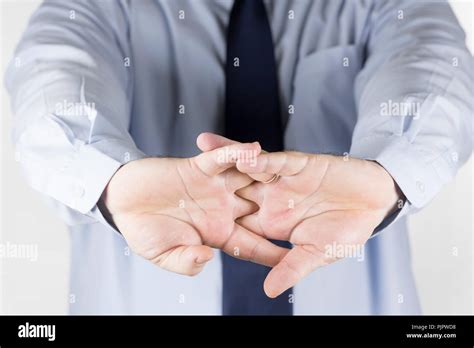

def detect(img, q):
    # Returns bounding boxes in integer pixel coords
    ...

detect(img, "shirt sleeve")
[350,0,474,234]
[4,0,146,227]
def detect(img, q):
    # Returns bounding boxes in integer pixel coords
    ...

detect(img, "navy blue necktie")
[222,0,293,315]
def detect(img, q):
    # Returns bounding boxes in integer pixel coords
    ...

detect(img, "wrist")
[97,160,137,230]
[374,161,405,218]
[98,169,123,231]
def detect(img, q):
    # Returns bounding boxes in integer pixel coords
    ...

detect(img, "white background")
[0,0,472,314]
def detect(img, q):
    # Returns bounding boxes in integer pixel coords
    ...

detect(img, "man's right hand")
[99,142,288,276]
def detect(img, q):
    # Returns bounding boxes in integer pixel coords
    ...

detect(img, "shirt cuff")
[350,134,455,234]
[49,138,147,222]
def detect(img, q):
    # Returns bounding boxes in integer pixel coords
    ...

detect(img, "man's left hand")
[198,133,402,298]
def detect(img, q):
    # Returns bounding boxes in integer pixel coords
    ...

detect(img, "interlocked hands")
[100,132,401,297]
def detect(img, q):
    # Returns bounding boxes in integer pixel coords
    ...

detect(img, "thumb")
[196,132,274,182]
[196,132,238,152]
[193,142,261,176]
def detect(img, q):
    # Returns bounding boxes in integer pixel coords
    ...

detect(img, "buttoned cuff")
[350,134,456,234]
[41,138,147,232]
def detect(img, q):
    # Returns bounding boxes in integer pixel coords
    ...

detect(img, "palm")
[242,154,391,245]
[117,159,230,250]
[234,151,400,297]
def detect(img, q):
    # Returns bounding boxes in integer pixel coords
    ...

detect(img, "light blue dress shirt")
[5,0,473,314]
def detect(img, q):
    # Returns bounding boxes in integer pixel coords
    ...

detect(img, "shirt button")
[416,180,425,194]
